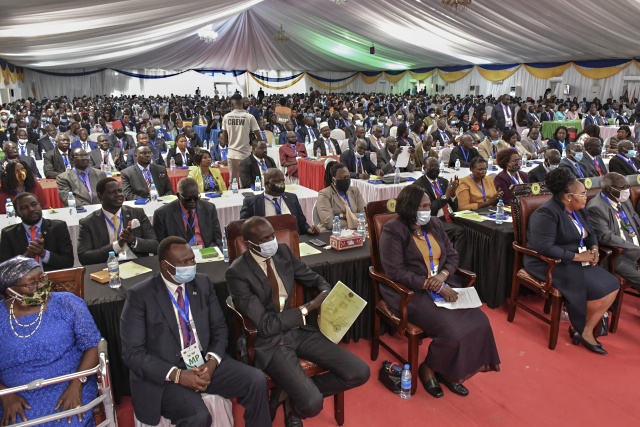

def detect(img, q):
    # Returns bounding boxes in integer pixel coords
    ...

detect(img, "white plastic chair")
[330,129,345,140]
[312,201,320,225]
[134,394,233,427]
[339,139,350,152]
[88,132,102,143]
[389,126,398,138]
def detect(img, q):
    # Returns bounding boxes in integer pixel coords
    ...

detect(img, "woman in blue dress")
[0,256,101,426]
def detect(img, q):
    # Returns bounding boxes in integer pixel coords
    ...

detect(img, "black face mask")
[334,178,350,193]
[269,183,285,195]
[426,169,440,180]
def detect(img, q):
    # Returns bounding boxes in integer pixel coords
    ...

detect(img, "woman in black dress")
[380,185,500,398]
[525,168,619,354]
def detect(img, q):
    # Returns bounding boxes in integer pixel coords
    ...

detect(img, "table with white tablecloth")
[0,185,318,266]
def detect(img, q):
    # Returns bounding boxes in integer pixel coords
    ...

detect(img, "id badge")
[181,344,204,369]
[431,264,439,277]
[578,245,589,267]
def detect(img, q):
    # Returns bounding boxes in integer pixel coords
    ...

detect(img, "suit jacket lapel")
[172,202,187,239]
[272,250,295,303]
[153,274,181,346]
[246,252,279,310]
[93,210,111,248]
[282,193,296,215]
[185,280,203,338]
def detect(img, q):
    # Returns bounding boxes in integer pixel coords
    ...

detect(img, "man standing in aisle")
[220,93,263,187]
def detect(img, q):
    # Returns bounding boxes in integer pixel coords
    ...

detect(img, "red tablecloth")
[39,167,230,208]
[298,156,339,192]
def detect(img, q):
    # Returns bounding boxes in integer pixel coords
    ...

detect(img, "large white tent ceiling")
[2,0,640,72]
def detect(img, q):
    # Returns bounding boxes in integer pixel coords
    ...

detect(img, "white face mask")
[18,139,28,145]
[249,237,279,258]
[616,188,630,203]
[416,211,431,226]
[354,152,364,159]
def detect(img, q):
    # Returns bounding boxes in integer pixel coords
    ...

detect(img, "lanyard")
[533,139,539,150]
[601,193,636,236]
[167,287,194,345]
[355,157,362,172]
[509,172,521,185]
[220,147,227,160]
[564,209,585,246]
[461,147,469,162]
[264,195,283,213]
[337,190,352,210]
[61,152,70,167]
[558,140,565,151]
[181,208,197,245]
[471,175,487,201]
[375,137,384,149]
[18,144,27,156]
[104,211,123,237]
[258,159,268,171]
[142,167,154,184]
[420,229,437,274]
[201,168,217,190]
[149,138,156,148]
[616,154,637,171]
[431,179,443,196]
[73,168,92,198]
[325,138,333,153]
[439,130,449,142]
[289,142,298,156]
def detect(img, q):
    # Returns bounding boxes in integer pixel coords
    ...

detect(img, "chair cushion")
[375,300,424,335]
[516,268,562,297]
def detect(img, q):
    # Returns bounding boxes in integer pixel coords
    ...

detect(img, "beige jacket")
[316,185,366,232]
[477,138,510,160]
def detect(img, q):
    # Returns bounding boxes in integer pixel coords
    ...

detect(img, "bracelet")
[174,369,181,384]
[436,283,445,294]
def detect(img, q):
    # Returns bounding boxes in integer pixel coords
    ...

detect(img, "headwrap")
[0,256,41,300]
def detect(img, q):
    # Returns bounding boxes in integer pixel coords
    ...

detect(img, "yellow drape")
[248,72,305,90]
[409,69,436,80]
[360,73,381,84]
[437,67,474,82]
[476,65,521,82]
[306,73,359,90]
[383,71,407,83]
[572,61,631,79]
[523,63,571,79]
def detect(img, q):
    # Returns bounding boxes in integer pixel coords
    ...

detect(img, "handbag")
[597,312,609,337]
[378,360,403,394]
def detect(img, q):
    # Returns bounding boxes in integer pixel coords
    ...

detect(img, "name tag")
[578,245,589,267]
[181,343,204,369]
[431,264,439,277]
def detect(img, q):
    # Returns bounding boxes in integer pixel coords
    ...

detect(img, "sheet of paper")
[299,242,321,257]
[394,145,411,168]
[285,185,298,190]
[434,287,482,310]
[319,281,367,344]
[118,262,153,280]
[454,211,486,222]
[194,246,224,263]
[481,215,513,223]
[158,195,178,201]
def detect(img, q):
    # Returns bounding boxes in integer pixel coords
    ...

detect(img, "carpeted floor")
[115,295,640,426]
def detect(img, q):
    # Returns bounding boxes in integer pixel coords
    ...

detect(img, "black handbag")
[597,313,609,337]
[378,361,403,394]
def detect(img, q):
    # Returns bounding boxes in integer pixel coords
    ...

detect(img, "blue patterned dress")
[0,292,102,426]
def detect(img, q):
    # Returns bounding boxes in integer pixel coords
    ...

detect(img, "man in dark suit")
[528,149,561,183]
[121,236,271,427]
[313,122,341,156]
[1,141,41,178]
[339,110,356,139]
[108,126,136,152]
[376,136,416,175]
[153,177,223,248]
[431,119,454,148]
[70,128,98,152]
[146,125,168,152]
[327,111,341,130]
[608,140,639,176]
[0,192,74,271]
[297,116,320,143]
[90,134,124,171]
[38,124,57,153]
[43,133,72,178]
[240,168,319,235]
[209,138,228,165]
[77,178,159,265]
[15,128,39,159]
[491,94,516,132]
[347,126,379,152]
[448,135,481,168]
[278,122,302,145]
[239,140,276,189]
[559,143,591,179]
[56,148,107,207]
[226,217,369,425]
[584,105,605,127]
[184,126,203,149]
[580,137,608,177]
[339,139,379,179]
[121,146,174,200]
[126,132,166,168]
[587,172,640,291]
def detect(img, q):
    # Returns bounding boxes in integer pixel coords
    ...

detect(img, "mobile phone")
[309,239,327,247]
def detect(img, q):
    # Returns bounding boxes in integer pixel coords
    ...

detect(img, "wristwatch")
[299,305,309,316]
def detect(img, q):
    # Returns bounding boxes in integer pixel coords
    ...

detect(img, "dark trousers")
[264,329,370,419]
[160,356,270,427]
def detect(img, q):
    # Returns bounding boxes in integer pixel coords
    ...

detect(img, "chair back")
[511,183,552,251]
[631,184,640,211]
[48,267,87,298]
[312,201,320,225]
[365,200,398,273]
[225,214,300,264]
[330,129,345,140]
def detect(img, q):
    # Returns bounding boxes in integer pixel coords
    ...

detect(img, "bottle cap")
[404,364,410,369]
[335,216,339,219]
[109,251,115,256]
[68,191,73,195]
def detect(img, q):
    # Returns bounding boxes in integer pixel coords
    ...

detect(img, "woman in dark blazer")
[380,185,500,398]
[166,134,194,167]
[493,148,529,205]
[546,126,570,155]
[525,169,619,354]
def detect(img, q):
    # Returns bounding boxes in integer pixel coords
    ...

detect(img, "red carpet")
[115,295,640,426]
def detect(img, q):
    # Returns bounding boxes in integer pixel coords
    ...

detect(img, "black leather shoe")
[572,331,608,355]
[435,373,469,396]
[284,412,303,427]
[269,387,286,421]
[570,325,601,347]
[422,377,444,398]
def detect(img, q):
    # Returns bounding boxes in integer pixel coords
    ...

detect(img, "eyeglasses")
[568,192,587,198]
[16,275,48,291]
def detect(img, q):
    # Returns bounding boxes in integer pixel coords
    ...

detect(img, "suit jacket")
[239,192,311,235]
[491,103,516,132]
[166,147,194,167]
[209,143,228,162]
[0,219,74,271]
[546,137,569,155]
[339,149,378,178]
[328,118,341,130]
[89,147,125,170]
[38,135,55,153]
[108,133,136,151]
[226,245,330,369]
[239,155,276,189]
[43,149,71,178]
[313,137,341,156]
[77,206,158,265]
[185,134,202,149]
[278,130,302,145]
[558,157,590,179]
[16,142,40,160]
[340,119,356,139]
[587,193,640,263]
[477,139,510,161]
[121,164,174,200]
[70,139,98,151]
[120,272,227,425]
[152,199,222,248]
[56,168,107,207]
[298,126,320,143]
[528,164,549,183]
[414,176,458,217]
[347,136,379,152]
[584,115,604,127]
[493,170,529,205]
[431,129,453,146]
[608,154,638,176]
[0,155,41,178]
[579,154,607,178]
[448,146,481,168]
[376,148,416,175]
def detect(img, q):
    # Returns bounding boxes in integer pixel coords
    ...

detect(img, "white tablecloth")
[600,126,635,142]
[0,185,318,266]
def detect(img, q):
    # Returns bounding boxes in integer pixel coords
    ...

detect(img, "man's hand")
[307,225,320,235]
[445,177,459,198]
[192,359,218,384]
[118,221,134,247]
[178,369,209,392]
[439,285,459,302]
[392,147,402,162]
[54,381,83,423]
[358,172,370,180]
[114,154,120,165]
[1,394,31,426]
[307,290,330,311]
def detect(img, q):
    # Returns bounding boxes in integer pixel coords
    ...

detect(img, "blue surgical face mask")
[154,125,161,130]
[315,117,321,123]
[491,139,499,145]
[627,150,637,158]
[416,211,431,226]
[166,262,197,283]
[548,163,559,171]
[573,151,584,162]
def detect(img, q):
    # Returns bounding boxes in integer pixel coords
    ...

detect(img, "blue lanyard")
[419,229,437,274]
[355,157,362,172]
[61,152,70,167]
[461,147,469,162]
[142,168,154,184]
[73,168,92,197]
[264,195,283,213]
[471,175,486,201]
[104,211,123,237]
[289,142,298,156]
[600,193,636,236]
[201,169,218,191]
[337,190,352,210]
[564,209,585,246]
[220,147,227,160]
[533,139,539,150]
[181,208,197,245]
[509,172,521,185]
[325,138,332,151]
[431,179,443,196]
[258,159,268,171]
[439,130,449,142]
[616,154,637,171]
[149,138,156,148]
[18,144,27,156]
[260,131,266,141]
[167,287,194,346]
[558,140,565,151]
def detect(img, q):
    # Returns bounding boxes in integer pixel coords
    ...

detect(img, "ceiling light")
[197,25,218,43]
[330,0,347,4]
[442,0,472,12]
[273,25,290,42]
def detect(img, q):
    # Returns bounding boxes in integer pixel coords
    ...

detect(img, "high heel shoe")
[569,326,601,347]
[571,330,608,355]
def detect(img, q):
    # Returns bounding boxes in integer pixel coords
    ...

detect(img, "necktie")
[431,181,453,224]
[62,153,69,167]
[265,259,281,309]
[143,168,152,190]
[592,158,603,176]
[186,210,195,244]
[175,287,192,348]
[104,151,109,165]
[260,160,266,170]
[273,197,282,215]
[30,225,39,262]
[617,203,634,243]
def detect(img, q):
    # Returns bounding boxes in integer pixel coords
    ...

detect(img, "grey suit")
[376,147,416,175]
[89,147,125,171]
[56,168,107,207]
[579,154,607,178]
[586,192,640,289]
[120,164,174,200]
[152,199,222,248]
[108,133,136,151]
[558,157,589,179]
[43,149,71,178]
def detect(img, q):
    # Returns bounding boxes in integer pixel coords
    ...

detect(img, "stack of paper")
[434,287,482,310]
[454,211,486,222]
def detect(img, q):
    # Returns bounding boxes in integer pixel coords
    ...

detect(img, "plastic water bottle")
[150,184,158,201]
[105,162,111,174]
[202,140,208,150]
[41,149,46,158]
[332,215,341,236]
[100,162,106,172]
[496,199,504,225]
[67,192,76,214]
[222,231,229,262]
[400,364,412,399]
[440,160,445,173]
[316,147,322,159]
[521,153,527,168]
[30,150,36,161]
[231,178,239,194]
[455,158,461,171]
[394,167,400,184]
[5,199,14,218]
[170,157,176,172]
[357,214,366,241]
[254,176,262,192]
[107,251,121,289]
